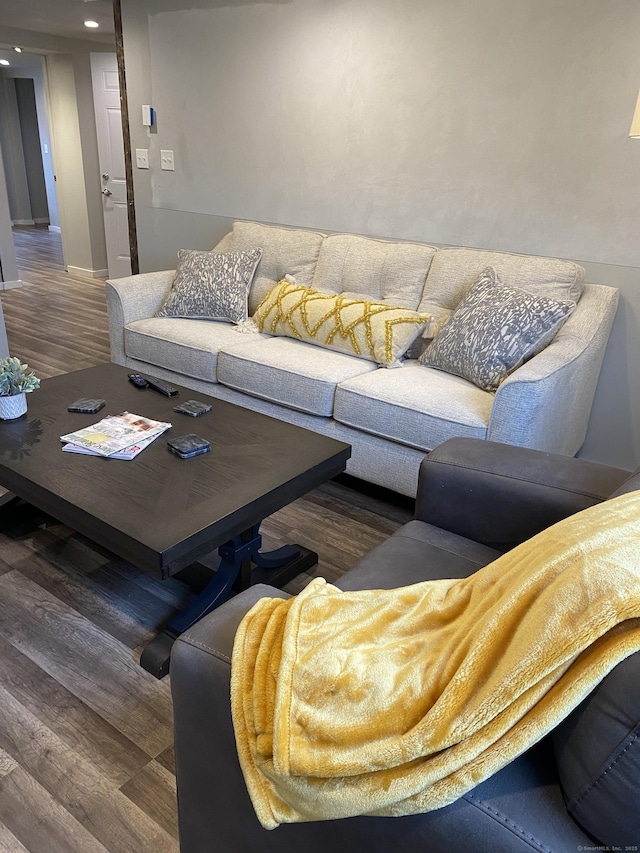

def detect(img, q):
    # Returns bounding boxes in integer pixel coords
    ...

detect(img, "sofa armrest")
[171,585,291,852]
[105,270,175,365]
[416,438,631,551]
[488,284,618,455]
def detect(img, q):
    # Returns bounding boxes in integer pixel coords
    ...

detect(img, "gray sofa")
[106,221,619,497]
[170,437,640,852]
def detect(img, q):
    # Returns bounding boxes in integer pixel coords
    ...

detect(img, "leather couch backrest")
[551,462,640,846]
[608,467,640,498]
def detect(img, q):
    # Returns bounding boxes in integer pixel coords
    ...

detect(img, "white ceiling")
[0,0,115,46]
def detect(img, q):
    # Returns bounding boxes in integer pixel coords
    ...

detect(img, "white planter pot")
[0,392,27,420]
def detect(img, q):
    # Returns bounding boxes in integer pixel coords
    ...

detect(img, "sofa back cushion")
[608,467,640,498]
[418,247,585,332]
[311,234,437,310]
[228,221,325,314]
[211,231,233,254]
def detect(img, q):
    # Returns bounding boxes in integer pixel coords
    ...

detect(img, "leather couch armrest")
[415,438,631,551]
[171,585,289,852]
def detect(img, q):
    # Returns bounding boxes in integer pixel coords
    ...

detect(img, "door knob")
[102,188,113,196]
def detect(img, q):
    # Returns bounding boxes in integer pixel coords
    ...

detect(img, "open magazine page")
[60,411,171,457]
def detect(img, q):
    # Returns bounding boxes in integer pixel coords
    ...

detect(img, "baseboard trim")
[11,219,35,226]
[48,225,61,233]
[34,218,50,225]
[0,279,23,291]
[67,265,109,279]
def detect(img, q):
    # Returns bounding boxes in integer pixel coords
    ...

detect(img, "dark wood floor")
[0,227,413,852]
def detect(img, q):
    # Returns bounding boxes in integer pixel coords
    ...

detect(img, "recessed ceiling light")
[84,20,100,28]
[13,47,22,53]
[0,60,10,66]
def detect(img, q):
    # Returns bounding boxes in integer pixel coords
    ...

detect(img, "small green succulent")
[0,356,40,396]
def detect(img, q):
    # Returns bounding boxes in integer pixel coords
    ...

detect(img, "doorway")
[0,41,135,286]
[0,52,59,289]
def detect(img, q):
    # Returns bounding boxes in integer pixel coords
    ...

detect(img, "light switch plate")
[135,148,149,169]
[160,149,175,171]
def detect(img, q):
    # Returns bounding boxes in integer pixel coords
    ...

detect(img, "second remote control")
[145,375,179,396]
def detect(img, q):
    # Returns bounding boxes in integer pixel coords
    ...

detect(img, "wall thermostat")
[142,104,155,127]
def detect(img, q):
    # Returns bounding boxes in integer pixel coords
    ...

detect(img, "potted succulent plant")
[0,356,40,420]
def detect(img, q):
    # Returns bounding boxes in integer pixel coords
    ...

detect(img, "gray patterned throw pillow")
[156,247,262,324]
[419,266,575,391]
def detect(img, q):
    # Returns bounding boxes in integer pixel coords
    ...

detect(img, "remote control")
[128,373,149,388]
[145,375,179,397]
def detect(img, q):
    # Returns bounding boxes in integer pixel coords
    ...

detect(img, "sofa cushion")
[217,336,377,417]
[418,246,585,331]
[552,650,640,847]
[253,280,433,367]
[156,247,262,324]
[228,221,325,314]
[311,233,437,309]
[124,317,259,382]
[337,519,502,591]
[419,267,575,392]
[334,362,494,450]
[211,231,233,253]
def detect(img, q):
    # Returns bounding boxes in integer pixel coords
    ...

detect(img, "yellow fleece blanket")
[230,491,640,829]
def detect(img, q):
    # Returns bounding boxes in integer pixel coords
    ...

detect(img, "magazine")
[60,411,171,458]
[62,431,160,460]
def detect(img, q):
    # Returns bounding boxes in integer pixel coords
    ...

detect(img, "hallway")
[1,225,111,378]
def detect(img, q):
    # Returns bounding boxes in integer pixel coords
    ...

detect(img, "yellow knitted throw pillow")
[253,280,434,367]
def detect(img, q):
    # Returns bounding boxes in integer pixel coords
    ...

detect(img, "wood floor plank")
[263,497,393,572]
[0,763,111,853]
[155,744,176,776]
[0,683,178,853]
[8,518,197,609]
[0,821,31,853]
[0,635,152,787]
[120,760,179,841]
[0,572,173,757]
[0,526,190,650]
[1,226,111,381]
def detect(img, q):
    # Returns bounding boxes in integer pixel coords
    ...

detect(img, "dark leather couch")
[170,438,640,852]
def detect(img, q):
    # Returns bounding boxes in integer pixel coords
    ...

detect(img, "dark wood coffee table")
[0,363,351,676]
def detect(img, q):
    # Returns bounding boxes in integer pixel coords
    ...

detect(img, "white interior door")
[90,53,131,279]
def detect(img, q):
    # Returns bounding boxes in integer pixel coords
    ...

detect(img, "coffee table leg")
[139,555,240,678]
[139,523,319,679]
[226,524,319,591]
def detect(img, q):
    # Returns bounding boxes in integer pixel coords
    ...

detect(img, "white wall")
[45,53,107,276]
[120,0,640,470]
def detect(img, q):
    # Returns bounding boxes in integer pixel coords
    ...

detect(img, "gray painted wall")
[0,73,33,224]
[120,0,640,470]
[0,142,19,286]
[15,78,49,223]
